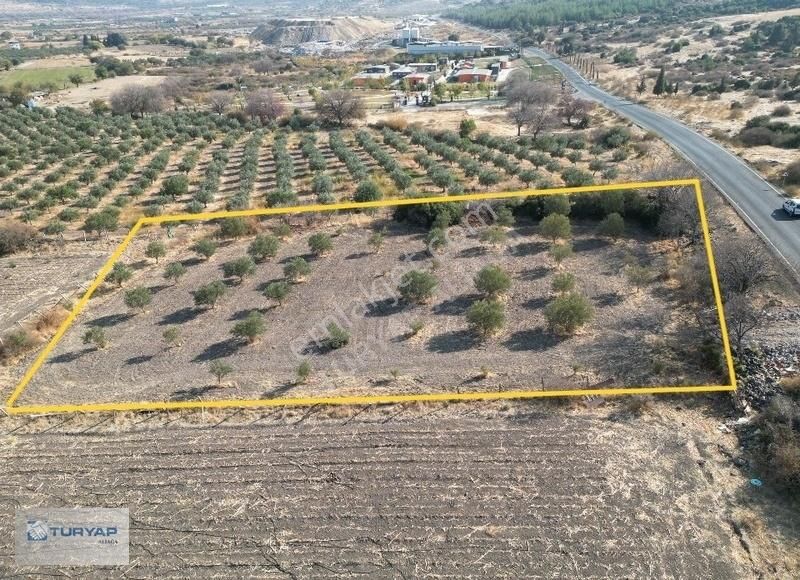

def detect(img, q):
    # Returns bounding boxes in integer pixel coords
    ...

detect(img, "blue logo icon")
[26,520,48,542]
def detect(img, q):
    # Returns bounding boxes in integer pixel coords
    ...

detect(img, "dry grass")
[781,375,800,396]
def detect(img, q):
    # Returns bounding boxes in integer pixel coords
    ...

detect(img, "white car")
[783,198,800,217]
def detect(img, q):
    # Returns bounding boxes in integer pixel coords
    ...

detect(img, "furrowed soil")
[15,211,722,408]
[0,399,785,578]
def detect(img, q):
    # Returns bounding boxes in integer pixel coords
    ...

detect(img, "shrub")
[296,361,312,383]
[540,213,571,242]
[232,311,266,344]
[248,234,279,262]
[542,195,571,216]
[0,220,36,256]
[124,286,152,313]
[264,280,290,305]
[561,167,594,187]
[82,326,108,349]
[209,360,233,384]
[284,256,311,282]
[193,280,227,309]
[738,126,775,146]
[354,180,382,202]
[474,265,512,298]
[162,326,181,348]
[368,231,385,252]
[545,292,593,335]
[479,225,507,247]
[625,264,653,291]
[550,242,574,265]
[106,262,133,287]
[466,299,506,338]
[223,256,256,283]
[599,212,625,240]
[494,206,515,227]
[192,238,217,260]
[323,322,350,349]
[785,160,800,186]
[218,217,253,238]
[552,272,576,294]
[399,270,438,304]
[426,227,448,252]
[145,240,166,263]
[772,104,792,117]
[308,232,333,256]
[409,319,425,336]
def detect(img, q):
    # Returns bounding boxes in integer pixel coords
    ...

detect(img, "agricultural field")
[0,64,94,91]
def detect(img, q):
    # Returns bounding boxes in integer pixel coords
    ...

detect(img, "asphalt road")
[527,48,800,278]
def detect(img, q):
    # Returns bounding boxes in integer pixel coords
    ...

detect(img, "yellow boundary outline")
[4,179,736,415]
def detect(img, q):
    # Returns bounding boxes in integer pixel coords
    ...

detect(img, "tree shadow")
[50,347,93,363]
[594,291,624,307]
[192,338,240,362]
[519,265,551,281]
[171,384,223,402]
[365,297,405,317]
[522,296,549,310]
[263,381,297,398]
[88,313,134,327]
[457,246,488,259]
[503,328,563,352]
[345,251,371,260]
[573,237,610,252]
[125,354,155,365]
[427,329,478,353]
[510,241,548,257]
[159,307,202,325]
[181,257,204,268]
[229,308,269,321]
[433,293,481,316]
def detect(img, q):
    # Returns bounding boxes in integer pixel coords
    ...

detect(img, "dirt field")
[2,398,795,577]
[14,208,721,408]
[41,75,164,109]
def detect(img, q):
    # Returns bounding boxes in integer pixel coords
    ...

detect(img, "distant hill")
[250,17,392,46]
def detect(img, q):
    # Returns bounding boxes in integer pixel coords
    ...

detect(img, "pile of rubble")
[736,342,799,409]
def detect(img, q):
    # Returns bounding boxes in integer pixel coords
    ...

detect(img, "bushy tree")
[540,213,571,242]
[323,322,350,349]
[315,90,366,127]
[368,231,385,253]
[248,234,279,262]
[209,360,233,385]
[192,238,217,260]
[466,299,506,338]
[426,227,448,253]
[107,262,133,287]
[474,265,512,298]
[193,280,226,309]
[82,326,108,350]
[599,212,625,240]
[232,311,266,344]
[399,270,438,304]
[354,179,382,202]
[161,175,189,201]
[124,286,152,313]
[542,194,571,216]
[162,326,181,348]
[552,272,576,294]
[545,292,593,335]
[163,262,187,284]
[284,256,311,282]
[550,242,574,265]
[223,256,256,283]
[480,225,507,247]
[308,232,333,256]
[145,240,167,263]
[264,280,290,305]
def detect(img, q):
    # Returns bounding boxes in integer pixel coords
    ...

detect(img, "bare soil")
[15,211,719,407]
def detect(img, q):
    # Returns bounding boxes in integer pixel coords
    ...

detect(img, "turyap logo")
[26,520,48,542]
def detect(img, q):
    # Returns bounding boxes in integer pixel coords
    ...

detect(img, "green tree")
[223,256,256,283]
[323,322,350,350]
[480,225,507,247]
[308,232,333,256]
[193,280,227,309]
[551,272,576,294]
[68,73,84,87]
[599,212,625,240]
[296,360,312,383]
[160,175,189,200]
[474,265,512,298]
[192,238,217,260]
[219,217,250,238]
[466,299,506,338]
[284,256,311,282]
[459,118,477,137]
[162,326,181,348]
[232,311,266,344]
[653,66,668,96]
[164,261,187,284]
[145,240,166,263]
[540,214,571,242]
[550,242,574,266]
[398,270,438,304]
[124,286,152,313]
[368,231,385,253]
[248,234,279,262]
[354,180,382,202]
[545,292,594,335]
[106,262,133,287]
[264,280,290,305]
[494,206,515,227]
[273,223,292,239]
[426,227,448,253]
[209,360,233,385]
[82,326,108,349]
[542,195,571,216]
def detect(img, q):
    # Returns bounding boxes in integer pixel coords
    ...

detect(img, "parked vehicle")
[783,198,800,217]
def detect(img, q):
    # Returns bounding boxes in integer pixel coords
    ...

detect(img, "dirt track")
[0,402,754,578]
